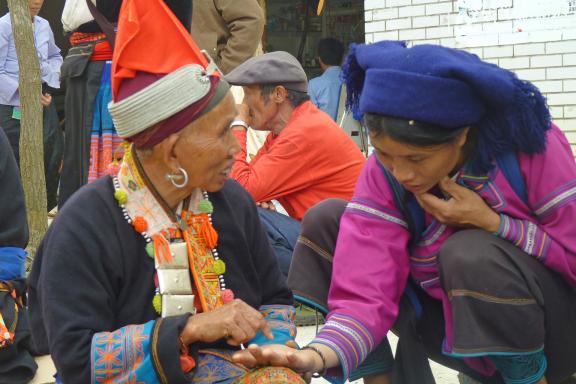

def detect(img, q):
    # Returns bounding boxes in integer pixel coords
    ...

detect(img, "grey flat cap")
[225,51,308,92]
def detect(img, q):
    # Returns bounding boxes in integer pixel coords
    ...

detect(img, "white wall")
[364,0,576,155]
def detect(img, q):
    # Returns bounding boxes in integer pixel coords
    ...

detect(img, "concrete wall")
[364,0,576,155]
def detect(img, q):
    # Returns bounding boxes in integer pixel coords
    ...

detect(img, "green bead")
[114,189,128,205]
[146,242,155,258]
[213,259,226,275]
[198,199,213,214]
[153,294,162,315]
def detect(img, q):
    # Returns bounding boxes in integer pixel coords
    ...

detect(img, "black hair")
[260,84,310,107]
[317,38,345,66]
[363,113,472,147]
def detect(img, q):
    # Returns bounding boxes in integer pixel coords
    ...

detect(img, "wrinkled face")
[371,132,466,195]
[174,93,240,192]
[28,0,44,17]
[242,85,279,131]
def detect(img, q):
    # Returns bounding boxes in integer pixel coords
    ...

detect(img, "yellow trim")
[448,289,537,305]
[151,319,169,384]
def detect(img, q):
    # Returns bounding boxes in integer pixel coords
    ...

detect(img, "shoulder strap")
[496,152,528,205]
[85,0,117,50]
[380,163,425,249]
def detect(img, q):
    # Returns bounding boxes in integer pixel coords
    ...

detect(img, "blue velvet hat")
[343,41,551,173]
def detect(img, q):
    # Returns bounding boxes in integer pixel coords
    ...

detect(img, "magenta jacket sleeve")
[311,155,411,379]
[499,125,576,285]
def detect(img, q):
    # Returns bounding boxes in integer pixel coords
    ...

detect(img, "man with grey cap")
[226,51,365,278]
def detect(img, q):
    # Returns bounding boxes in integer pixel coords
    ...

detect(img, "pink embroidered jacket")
[312,125,576,379]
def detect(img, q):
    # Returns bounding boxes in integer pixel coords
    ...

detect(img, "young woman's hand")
[233,344,320,378]
[415,177,501,233]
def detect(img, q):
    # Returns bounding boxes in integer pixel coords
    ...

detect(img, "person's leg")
[42,103,63,211]
[0,104,21,164]
[437,229,576,384]
[257,207,301,278]
[59,60,104,208]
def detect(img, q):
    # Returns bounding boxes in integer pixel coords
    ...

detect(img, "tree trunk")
[7,0,47,267]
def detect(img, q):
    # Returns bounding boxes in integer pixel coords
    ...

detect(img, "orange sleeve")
[230,130,314,203]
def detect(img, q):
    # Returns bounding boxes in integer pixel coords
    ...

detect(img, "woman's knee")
[438,229,498,276]
[300,198,347,234]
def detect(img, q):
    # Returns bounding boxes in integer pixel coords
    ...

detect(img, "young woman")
[233,41,576,384]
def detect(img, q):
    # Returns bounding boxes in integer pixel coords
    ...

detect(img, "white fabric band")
[108,64,212,139]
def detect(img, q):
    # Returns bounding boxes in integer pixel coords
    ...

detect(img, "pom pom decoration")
[153,293,162,315]
[107,161,121,176]
[133,216,149,233]
[198,199,214,214]
[146,242,155,258]
[114,189,128,205]
[213,259,226,275]
[221,289,234,304]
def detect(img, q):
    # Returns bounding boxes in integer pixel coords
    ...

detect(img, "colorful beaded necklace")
[111,145,234,316]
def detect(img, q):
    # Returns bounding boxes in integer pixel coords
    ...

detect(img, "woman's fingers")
[235,301,274,340]
[232,348,258,367]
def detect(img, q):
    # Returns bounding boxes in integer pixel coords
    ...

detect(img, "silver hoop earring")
[166,167,189,189]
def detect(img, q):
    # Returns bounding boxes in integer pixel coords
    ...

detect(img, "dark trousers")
[257,208,301,279]
[58,60,105,208]
[0,104,63,211]
[288,198,576,384]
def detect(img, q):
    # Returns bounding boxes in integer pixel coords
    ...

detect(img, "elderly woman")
[233,41,576,384]
[27,1,303,383]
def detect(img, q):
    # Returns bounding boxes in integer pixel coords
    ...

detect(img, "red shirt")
[231,101,366,220]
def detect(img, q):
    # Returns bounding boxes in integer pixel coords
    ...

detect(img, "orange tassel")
[198,214,218,249]
[152,234,173,264]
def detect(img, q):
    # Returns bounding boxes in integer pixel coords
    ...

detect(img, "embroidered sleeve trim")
[534,181,576,219]
[346,202,408,228]
[497,215,551,260]
[91,321,156,384]
[311,313,375,380]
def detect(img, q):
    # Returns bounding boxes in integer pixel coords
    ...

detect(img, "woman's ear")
[455,126,470,149]
[158,132,182,170]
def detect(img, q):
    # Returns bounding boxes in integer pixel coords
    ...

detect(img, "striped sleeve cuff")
[496,215,551,260]
[310,313,375,380]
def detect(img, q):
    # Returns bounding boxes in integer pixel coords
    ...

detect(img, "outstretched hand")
[233,344,319,377]
[415,177,501,232]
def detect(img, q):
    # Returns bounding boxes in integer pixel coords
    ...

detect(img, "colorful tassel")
[196,214,218,249]
[152,234,173,264]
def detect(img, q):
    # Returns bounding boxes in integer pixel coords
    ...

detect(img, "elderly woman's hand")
[180,299,273,347]
[415,177,501,233]
[232,344,320,379]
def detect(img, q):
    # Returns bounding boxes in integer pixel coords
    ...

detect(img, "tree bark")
[7,0,47,267]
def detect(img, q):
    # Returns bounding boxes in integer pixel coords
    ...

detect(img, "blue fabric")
[250,305,297,347]
[491,349,547,384]
[257,208,301,278]
[308,66,342,121]
[0,247,26,280]
[342,41,551,174]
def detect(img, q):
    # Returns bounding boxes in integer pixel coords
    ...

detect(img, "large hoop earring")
[166,167,189,189]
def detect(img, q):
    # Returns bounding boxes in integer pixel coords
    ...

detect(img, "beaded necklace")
[112,146,234,316]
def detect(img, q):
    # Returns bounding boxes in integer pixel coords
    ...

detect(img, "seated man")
[225,52,365,277]
[308,38,345,122]
[27,1,302,383]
